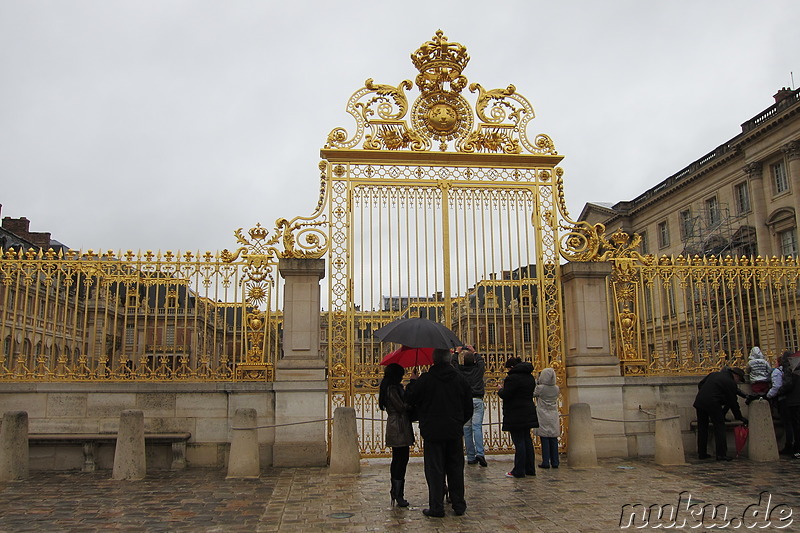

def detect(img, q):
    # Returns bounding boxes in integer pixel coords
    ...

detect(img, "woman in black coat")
[378,363,415,506]
[498,356,539,478]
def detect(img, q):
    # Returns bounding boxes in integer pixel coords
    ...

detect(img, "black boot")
[390,479,409,507]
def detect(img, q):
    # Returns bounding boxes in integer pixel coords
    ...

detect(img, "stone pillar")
[562,262,627,457]
[654,401,685,465]
[112,409,146,481]
[272,258,328,467]
[783,141,800,223]
[227,408,261,478]
[744,162,771,256]
[329,407,360,474]
[567,403,597,467]
[0,411,29,481]
[746,399,779,462]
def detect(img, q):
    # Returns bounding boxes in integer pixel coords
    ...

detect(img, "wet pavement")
[1,455,799,532]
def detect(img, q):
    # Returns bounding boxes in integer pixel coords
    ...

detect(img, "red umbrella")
[380,345,435,368]
[734,424,749,458]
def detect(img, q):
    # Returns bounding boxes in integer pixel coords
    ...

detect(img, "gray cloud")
[1,0,797,251]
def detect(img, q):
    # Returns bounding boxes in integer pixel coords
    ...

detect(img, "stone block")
[175,393,227,418]
[135,393,177,417]
[195,417,229,442]
[0,394,47,418]
[86,393,137,417]
[46,394,88,417]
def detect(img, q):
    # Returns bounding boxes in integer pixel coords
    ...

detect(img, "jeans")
[463,398,485,460]
[540,436,559,467]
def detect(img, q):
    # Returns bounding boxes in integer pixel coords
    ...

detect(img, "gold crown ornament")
[410,30,470,94]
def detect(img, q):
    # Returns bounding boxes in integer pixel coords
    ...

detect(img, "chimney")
[773,87,794,104]
[2,216,31,236]
[28,232,52,249]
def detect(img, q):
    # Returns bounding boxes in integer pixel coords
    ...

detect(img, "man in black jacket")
[693,366,748,461]
[407,348,473,517]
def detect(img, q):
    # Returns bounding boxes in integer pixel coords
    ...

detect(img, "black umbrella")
[373,317,462,350]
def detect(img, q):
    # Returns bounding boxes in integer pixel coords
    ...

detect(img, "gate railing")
[560,222,799,375]
[0,217,329,382]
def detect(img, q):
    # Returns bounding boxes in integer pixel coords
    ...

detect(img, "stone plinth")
[112,409,146,480]
[0,411,29,480]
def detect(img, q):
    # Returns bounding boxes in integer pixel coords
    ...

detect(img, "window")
[679,210,693,240]
[487,323,496,344]
[779,228,798,257]
[773,161,789,194]
[522,322,531,342]
[166,324,175,346]
[639,230,649,255]
[658,221,670,248]
[705,196,720,227]
[734,182,751,214]
[125,324,135,345]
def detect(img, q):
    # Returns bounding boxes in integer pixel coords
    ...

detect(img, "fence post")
[0,411,29,481]
[567,403,597,467]
[273,258,328,467]
[112,409,146,480]
[654,401,685,465]
[329,407,360,474]
[227,408,261,479]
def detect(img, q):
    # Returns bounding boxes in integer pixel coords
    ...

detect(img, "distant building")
[0,205,68,253]
[580,87,800,259]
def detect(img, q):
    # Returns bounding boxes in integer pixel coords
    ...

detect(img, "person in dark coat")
[498,356,539,478]
[693,366,748,461]
[783,355,800,458]
[378,363,414,507]
[406,348,473,518]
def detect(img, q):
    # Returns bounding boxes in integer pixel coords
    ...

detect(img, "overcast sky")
[1,0,798,252]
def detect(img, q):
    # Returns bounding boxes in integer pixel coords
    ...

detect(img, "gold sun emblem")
[426,103,458,133]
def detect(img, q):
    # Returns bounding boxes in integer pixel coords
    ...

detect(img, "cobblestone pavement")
[2,455,799,532]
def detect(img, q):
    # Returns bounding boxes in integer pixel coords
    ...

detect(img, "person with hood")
[406,348,473,518]
[378,363,414,507]
[498,356,539,478]
[746,346,771,395]
[454,345,487,467]
[693,366,748,461]
[533,367,560,469]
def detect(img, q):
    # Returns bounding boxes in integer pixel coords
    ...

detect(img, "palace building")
[580,87,800,260]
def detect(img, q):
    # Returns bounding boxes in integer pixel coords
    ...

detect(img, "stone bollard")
[746,399,778,462]
[0,411,29,481]
[654,401,685,465]
[227,408,260,479]
[112,410,146,481]
[329,407,360,475]
[567,403,597,467]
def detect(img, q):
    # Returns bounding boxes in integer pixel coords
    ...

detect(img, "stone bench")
[28,432,191,472]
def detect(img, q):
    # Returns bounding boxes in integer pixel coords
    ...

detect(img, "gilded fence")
[563,222,800,375]
[0,218,327,382]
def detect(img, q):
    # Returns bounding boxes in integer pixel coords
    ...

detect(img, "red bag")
[734,424,749,458]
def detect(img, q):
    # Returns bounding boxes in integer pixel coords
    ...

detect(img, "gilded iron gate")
[318,31,573,455]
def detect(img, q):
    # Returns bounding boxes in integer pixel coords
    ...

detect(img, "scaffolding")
[680,203,754,257]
